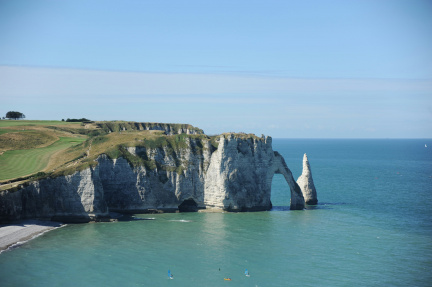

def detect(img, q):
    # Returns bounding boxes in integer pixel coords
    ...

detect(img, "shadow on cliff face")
[178,199,198,212]
[25,176,93,223]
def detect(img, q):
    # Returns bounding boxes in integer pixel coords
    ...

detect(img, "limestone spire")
[296,153,318,205]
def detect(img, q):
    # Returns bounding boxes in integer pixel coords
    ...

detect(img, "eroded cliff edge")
[0,129,317,223]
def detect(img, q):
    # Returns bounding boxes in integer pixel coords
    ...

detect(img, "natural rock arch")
[203,135,311,211]
[271,152,305,210]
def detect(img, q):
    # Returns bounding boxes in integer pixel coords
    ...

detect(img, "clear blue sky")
[1,0,431,138]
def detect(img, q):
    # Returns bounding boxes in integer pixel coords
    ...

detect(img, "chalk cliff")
[0,130,316,223]
[0,169,109,222]
[296,153,318,205]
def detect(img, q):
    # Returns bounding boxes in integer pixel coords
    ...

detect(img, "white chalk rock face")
[203,135,305,211]
[203,135,274,211]
[296,153,318,205]
[0,168,109,223]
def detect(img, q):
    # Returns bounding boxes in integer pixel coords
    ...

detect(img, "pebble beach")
[0,220,63,253]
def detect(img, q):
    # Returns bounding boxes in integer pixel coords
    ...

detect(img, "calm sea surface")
[1,139,431,287]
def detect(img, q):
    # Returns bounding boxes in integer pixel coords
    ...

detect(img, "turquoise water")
[1,139,431,287]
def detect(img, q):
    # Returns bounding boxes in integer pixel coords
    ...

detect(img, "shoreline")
[0,220,63,253]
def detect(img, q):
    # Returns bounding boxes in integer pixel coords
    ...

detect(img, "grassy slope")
[0,130,58,152]
[0,137,86,181]
[0,120,214,191]
[0,121,86,182]
[0,120,76,128]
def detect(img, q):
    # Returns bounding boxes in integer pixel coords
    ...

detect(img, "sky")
[1,0,431,138]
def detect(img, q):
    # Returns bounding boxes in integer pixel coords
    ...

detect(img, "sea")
[0,139,431,287]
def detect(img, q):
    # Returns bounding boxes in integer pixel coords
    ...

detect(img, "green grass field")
[0,120,80,128]
[0,137,86,181]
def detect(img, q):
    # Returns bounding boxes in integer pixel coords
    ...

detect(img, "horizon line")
[1,118,430,140]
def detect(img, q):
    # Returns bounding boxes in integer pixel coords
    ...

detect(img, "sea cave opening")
[178,199,198,212]
[271,174,291,211]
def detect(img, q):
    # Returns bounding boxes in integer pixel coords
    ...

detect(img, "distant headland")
[0,120,317,223]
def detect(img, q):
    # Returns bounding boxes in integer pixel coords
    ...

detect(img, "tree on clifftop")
[5,111,26,120]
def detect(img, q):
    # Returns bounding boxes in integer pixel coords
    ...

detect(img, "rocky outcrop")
[0,133,316,223]
[296,153,318,205]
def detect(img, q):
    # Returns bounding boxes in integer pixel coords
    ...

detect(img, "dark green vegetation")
[0,120,214,191]
[64,118,92,123]
[5,111,25,120]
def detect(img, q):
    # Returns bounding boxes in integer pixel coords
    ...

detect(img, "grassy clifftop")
[0,120,210,191]
[95,121,204,134]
